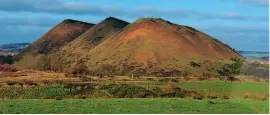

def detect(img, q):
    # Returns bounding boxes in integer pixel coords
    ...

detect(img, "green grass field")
[0,98,268,114]
[180,82,269,98]
[1,81,268,99]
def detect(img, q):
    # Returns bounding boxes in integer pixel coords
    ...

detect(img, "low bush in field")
[158,78,179,83]
[0,86,75,99]
[190,61,201,67]
[63,83,96,93]
[146,78,155,81]
[155,82,203,99]
[23,80,38,86]
[5,81,18,86]
[3,81,265,100]
[0,55,14,64]
[99,84,154,98]
[244,93,269,101]
[158,78,170,82]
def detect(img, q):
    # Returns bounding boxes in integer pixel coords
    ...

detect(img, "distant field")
[125,81,269,98]
[0,99,268,114]
[237,51,269,60]
[180,82,269,98]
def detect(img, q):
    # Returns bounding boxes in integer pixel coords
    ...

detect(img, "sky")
[0,0,269,52]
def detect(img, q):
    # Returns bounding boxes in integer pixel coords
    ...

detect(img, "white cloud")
[0,0,267,22]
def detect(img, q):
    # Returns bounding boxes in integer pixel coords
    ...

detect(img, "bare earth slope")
[78,18,242,76]
[58,17,129,69]
[15,19,95,70]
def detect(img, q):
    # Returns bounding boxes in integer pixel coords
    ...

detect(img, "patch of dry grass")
[0,70,80,85]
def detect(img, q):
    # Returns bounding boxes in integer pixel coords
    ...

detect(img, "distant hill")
[237,51,269,61]
[0,43,30,53]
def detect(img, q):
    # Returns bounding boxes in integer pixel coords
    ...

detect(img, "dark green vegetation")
[0,99,268,114]
[184,26,199,32]
[0,55,14,64]
[0,81,268,99]
[215,58,268,78]
[0,83,198,99]
[217,58,243,76]
[180,82,269,98]
[0,85,75,99]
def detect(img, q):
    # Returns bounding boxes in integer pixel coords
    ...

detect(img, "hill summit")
[15,19,95,70]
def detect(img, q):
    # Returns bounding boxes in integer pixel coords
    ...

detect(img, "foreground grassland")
[0,81,268,99]
[0,70,268,114]
[0,98,268,114]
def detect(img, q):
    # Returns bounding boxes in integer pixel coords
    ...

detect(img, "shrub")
[207,100,216,104]
[228,58,243,75]
[99,84,154,98]
[80,95,87,99]
[190,61,201,67]
[170,78,179,82]
[80,75,90,82]
[158,78,170,82]
[207,95,218,99]
[6,81,18,86]
[185,26,199,32]
[158,82,202,98]
[23,80,38,86]
[146,78,155,81]
[154,68,182,77]
[55,96,63,100]
[244,93,250,100]
[42,80,51,85]
[56,80,63,85]
[221,95,230,99]
[160,81,177,93]
[0,55,14,64]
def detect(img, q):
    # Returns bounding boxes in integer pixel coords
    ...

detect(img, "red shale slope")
[15,19,95,69]
[78,18,242,76]
[59,17,129,69]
